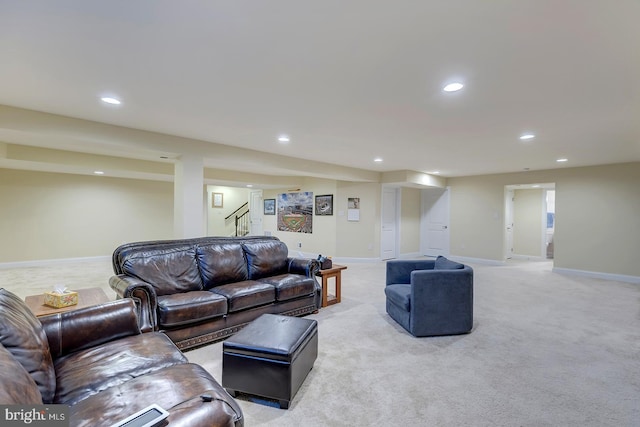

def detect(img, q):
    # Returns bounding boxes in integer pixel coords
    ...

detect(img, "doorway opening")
[504,183,555,262]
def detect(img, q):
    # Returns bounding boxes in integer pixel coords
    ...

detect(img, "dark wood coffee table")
[25,287,110,317]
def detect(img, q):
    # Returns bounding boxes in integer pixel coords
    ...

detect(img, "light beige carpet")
[2,258,639,426]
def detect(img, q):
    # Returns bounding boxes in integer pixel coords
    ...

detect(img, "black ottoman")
[222,313,318,409]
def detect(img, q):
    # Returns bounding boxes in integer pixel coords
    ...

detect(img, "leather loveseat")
[0,288,243,427]
[110,236,320,350]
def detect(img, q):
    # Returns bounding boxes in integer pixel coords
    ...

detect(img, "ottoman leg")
[226,388,237,397]
[279,400,290,410]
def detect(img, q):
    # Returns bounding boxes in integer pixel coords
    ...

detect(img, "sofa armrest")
[287,257,319,277]
[109,275,158,333]
[386,259,436,285]
[40,299,141,358]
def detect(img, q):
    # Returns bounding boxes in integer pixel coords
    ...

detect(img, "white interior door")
[421,188,450,257]
[249,190,263,235]
[381,187,398,260]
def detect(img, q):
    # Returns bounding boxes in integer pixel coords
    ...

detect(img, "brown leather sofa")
[0,288,243,427]
[110,236,320,350]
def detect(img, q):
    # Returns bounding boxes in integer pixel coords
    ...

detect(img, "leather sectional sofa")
[110,236,320,350]
[0,288,243,427]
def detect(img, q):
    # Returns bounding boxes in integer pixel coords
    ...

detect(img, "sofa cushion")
[434,256,464,270]
[121,246,203,296]
[157,291,228,328]
[0,288,56,403]
[258,274,315,301]
[53,332,188,406]
[0,344,43,404]
[68,364,244,427]
[242,240,288,279]
[384,284,411,311]
[197,243,248,288]
[210,281,275,312]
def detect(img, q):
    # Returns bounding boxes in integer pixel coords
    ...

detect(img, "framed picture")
[264,198,276,215]
[315,194,333,216]
[212,192,224,208]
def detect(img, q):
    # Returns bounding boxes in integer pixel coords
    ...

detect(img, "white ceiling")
[1,1,639,180]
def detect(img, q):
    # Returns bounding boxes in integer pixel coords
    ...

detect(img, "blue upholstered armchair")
[385,256,473,337]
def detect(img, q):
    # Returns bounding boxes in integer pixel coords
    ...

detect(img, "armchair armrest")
[40,299,141,358]
[411,266,473,333]
[109,274,158,333]
[386,259,436,285]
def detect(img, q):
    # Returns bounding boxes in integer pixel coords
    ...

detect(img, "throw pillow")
[434,256,464,270]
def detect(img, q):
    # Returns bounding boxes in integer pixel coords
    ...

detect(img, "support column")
[174,154,205,238]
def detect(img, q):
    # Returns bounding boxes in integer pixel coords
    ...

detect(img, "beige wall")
[400,187,421,255]
[0,169,173,263]
[263,178,339,257]
[336,181,381,258]
[513,189,545,257]
[2,161,639,278]
[448,162,640,277]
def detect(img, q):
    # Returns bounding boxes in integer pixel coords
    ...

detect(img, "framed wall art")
[315,194,333,216]
[212,192,224,208]
[263,198,276,215]
[277,192,313,233]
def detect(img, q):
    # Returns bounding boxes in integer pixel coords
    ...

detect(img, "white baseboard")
[553,267,640,285]
[447,255,507,266]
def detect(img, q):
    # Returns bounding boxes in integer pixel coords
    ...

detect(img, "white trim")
[331,257,383,264]
[553,267,640,285]
[509,254,548,262]
[0,255,111,270]
[398,252,422,259]
[447,256,507,266]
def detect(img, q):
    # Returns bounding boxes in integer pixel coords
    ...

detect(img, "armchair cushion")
[434,255,464,270]
[384,284,411,311]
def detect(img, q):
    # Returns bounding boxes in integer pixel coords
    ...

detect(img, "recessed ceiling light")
[520,134,535,140]
[100,97,121,105]
[246,184,253,188]
[443,82,464,92]
[94,170,104,175]
[374,157,383,162]
[278,135,290,143]
[429,171,440,175]
[557,158,568,163]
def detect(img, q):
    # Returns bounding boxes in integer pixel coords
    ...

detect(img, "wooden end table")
[316,264,347,307]
[25,287,110,317]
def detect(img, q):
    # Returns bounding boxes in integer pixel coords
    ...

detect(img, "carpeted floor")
[2,258,638,426]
